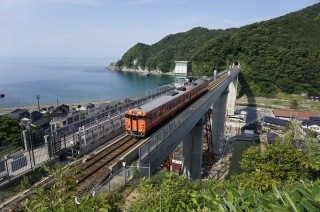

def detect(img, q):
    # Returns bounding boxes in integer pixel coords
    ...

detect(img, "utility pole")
[36,95,40,111]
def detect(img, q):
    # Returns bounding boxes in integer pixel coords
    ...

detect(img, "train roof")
[129,79,207,113]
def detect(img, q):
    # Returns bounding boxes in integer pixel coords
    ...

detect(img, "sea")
[0,57,174,108]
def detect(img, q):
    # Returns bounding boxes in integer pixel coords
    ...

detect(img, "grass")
[236,93,320,112]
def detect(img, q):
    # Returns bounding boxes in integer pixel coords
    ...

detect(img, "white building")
[174,61,192,87]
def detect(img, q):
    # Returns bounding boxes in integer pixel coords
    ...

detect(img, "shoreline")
[0,99,111,115]
[108,64,174,76]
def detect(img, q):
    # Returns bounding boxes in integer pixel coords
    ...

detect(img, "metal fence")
[54,84,174,136]
[0,84,174,185]
[92,165,150,196]
[0,140,49,183]
[0,141,23,159]
[51,84,174,154]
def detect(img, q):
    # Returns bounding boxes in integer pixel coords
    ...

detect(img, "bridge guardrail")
[139,68,240,162]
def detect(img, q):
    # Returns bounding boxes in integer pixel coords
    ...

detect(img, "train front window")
[138,116,145,120]
[132,116,137,120]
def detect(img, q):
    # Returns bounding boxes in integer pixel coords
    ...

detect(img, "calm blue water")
[0,57,174,108]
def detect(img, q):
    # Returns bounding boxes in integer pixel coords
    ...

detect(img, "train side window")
[125,114,130,118]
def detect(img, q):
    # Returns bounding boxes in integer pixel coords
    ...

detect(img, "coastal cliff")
[108,61,173,75]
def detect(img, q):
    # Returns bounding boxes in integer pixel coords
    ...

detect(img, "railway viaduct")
[139,66,240,179]
[0,64,240,189]
[0,64,240,209]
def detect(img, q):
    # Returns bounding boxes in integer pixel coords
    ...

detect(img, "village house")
[272,109,319,121]
[306,93,320,102]
[302,118,320,135]
[262,116,289,131]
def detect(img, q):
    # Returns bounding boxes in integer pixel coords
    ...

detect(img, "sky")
[0,0,318,58]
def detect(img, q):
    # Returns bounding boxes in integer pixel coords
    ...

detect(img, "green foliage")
[20,175,31,191]
[129,171,217,211]
[22,166,123,211]
[290,99,299,109]
[130,171,320,211]
[117,27,234,73]
[284,122,303,140]
[117,3,320,96]
[0,115,22,146]
[238,141,316,192]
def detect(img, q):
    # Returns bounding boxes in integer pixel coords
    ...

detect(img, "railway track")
[1,134,144,210]
[73,135,144,195]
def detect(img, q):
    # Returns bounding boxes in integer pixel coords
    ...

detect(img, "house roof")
[307,93,320,98]
[31,118,50,127]
[267,132,279,140]
[11,108,28,115]
[310,117,320,121]
[85,103,95,108]
[243,123,261,131]
[273,109,319,120]
[303,120,320,127]
[50,112,68,118]
[264,116,289,126]
[55,104,69,113]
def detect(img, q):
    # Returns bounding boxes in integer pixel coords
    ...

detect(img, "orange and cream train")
[125,78,209,137]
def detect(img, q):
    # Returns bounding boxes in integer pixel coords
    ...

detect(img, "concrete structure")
[139,65,240,179]
[226,77,238,116]
[183,118,204,179]
[211,91,228,155]
[174,61,192,87]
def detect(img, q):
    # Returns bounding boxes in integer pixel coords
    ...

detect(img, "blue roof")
[303,120,320,127]
[263,116,289,126]
[310,117,320,121]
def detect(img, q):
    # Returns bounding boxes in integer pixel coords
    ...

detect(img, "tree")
[240,141,312,182]
[290,99,299,109]
[117,3,320,96]
[0,115,22,146]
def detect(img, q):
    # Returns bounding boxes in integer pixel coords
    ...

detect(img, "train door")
[131,112,138,132]
[137,115,146,135]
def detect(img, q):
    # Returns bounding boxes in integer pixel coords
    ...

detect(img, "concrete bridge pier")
[182,117,204,179]
[226,77,238,116]
[211,90,228,156]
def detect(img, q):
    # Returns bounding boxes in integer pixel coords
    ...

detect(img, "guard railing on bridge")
[139,68,240,164]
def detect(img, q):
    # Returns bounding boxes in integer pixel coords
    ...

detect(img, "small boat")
[0,94,5,98]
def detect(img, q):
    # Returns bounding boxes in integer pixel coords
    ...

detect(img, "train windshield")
[138,116,145,120]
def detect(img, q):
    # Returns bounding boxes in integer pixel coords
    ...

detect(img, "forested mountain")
[116,27,235,72]
[116,3,320,97]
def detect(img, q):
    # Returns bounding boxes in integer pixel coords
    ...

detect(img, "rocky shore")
[108,62,174,76]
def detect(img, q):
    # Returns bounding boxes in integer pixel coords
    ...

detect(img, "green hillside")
[116,3,320,97]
